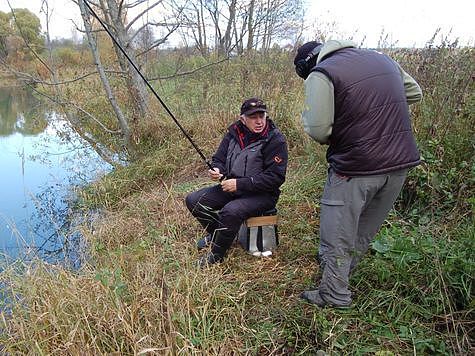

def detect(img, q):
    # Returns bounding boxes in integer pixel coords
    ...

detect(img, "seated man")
[185,97,288,267]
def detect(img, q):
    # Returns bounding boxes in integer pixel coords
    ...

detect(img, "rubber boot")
[198,228,235,268]
[196,233,212,250]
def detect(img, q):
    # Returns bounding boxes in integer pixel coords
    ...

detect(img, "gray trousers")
[317,168,408,306]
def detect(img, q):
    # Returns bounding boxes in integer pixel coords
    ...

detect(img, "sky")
[0,0,474,47]
[306,0,474,47]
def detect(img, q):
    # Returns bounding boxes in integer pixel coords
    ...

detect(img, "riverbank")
[0,139,473,353]
[0,46,473,353]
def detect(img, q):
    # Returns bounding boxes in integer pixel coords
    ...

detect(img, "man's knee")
[185,191,200,212]
[219,206,245,232]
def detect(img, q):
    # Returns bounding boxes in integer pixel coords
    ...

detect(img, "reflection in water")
[0,87,111,267]
[0,87,48,137]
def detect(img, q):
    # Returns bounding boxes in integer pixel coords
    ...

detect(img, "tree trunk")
[200,0,207,53]
[261,0,270,51]
[246,0,255,52]
[98,0,128,71]
[222,0,236,54]
[194,5,204,54]
[104,0,149,122]
[234,17,243,55]
[200,0,207,55]
[78,0,131,145]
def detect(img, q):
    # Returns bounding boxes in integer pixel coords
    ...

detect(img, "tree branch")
[136,24,180,57]
[125,0,164,31]
[147,56,229,81]
[6,0,54,76]
[124,0,150,9]
[0,60,127,86]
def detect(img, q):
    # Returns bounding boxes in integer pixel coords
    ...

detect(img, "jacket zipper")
[227,152,234,173]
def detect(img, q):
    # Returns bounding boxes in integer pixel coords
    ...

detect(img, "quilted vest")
[313,48,420,175]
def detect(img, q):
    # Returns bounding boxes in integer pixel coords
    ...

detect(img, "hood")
[316,40,357,64]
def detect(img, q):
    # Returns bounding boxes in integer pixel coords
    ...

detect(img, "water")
[0,87,111,266]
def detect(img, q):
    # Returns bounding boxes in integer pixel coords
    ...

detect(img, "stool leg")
[256,227,263,252]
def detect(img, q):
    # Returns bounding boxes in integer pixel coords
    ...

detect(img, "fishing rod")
[82,0,214,171]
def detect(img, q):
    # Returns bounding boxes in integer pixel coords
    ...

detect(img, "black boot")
[198,251,224,267]
[198,228,235,268]
[196,233,212,250]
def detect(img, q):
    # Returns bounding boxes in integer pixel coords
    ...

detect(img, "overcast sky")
[0,0,473,47]
[307,0,474,47]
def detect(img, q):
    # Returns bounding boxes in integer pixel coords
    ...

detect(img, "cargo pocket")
[319,198,345,251]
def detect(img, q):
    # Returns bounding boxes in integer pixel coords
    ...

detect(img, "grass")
[0,42,474,354]
[0,146,473,354]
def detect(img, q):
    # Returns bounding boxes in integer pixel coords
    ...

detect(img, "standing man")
[185,97,288,267]
[293,40,422,307]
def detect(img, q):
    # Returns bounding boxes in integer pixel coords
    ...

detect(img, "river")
[0,87,111,267]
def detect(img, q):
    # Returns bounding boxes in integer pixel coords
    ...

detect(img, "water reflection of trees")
[18,140,108,269]
[28,183,90,269]
[1,180,95,270]
[0,88,110,268]
[0,87,48,136]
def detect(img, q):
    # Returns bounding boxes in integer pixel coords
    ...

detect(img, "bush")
[53,46,84,67]
[390,42,475,222]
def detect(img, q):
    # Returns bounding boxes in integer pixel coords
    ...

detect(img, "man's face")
[241,111,266,133]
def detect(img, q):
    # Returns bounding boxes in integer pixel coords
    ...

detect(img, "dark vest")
[226,138,267,179]
[313,48,420,175]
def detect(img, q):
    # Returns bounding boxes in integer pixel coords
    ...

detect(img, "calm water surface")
[0,87,111,266]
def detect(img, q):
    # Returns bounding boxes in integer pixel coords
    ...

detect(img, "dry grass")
[1,45,473,354]
[0,158,324,354]
[3,151,471,354]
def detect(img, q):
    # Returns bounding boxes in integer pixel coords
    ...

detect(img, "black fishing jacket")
[211,119,288,197]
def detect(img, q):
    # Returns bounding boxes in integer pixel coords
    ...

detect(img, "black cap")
[240,97,267,116]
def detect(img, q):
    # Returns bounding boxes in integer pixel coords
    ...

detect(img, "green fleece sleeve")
[301,71,334,145]
[395,62,423,104]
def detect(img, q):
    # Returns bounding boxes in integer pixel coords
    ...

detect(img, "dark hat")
[240,97,267,116]
[293,41,323,65]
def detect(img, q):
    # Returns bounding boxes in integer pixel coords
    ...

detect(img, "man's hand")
[208,167,223,181]
[221,178,237,193]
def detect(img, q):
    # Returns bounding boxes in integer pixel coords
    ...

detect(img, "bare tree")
[182,0,208,56]
[246,0,255,51]
[75,0,186,149]
[176,0,303,55]
[78,0,131,144]
[220,0,237,54]
[259,0,303,51]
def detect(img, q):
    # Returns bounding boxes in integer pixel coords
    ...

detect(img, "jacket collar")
[316,40,357,64]
[229,118,276,149]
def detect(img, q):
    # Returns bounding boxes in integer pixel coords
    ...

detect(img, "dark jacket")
[313,47,420,175]
[212,119,288,196]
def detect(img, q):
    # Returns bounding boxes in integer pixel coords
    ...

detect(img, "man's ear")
[239,115,246,123]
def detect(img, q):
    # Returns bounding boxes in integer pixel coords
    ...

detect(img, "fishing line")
[82,0,214,170]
